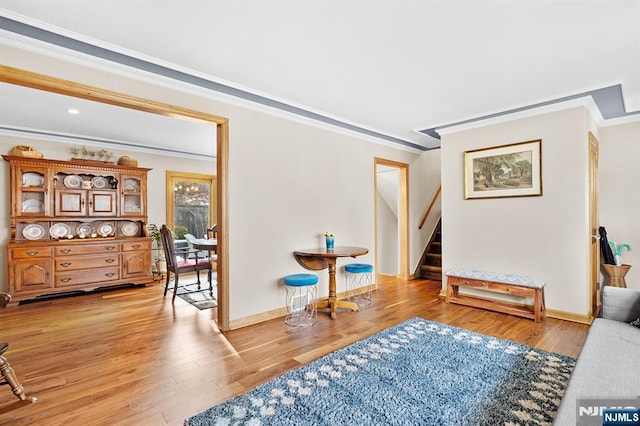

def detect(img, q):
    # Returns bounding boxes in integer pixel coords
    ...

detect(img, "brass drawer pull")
[106,246,116,251]
[60,262,71,267]
[60,249,71,254]
[27,251,39,256]
[105,258,116,264]
[105,273,116,277]
[60,278,72,283]
[132,244,140,249]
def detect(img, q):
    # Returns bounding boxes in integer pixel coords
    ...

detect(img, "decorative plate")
[63,175,82,188]
[124,179,140,192]
[49,223,72,239]
[22,224,46,240]
[91,176,109,189]
[22,172,45,187]
[121,221,139,237]
[22,199,44,213]
[76,222,95,237]
[97,222,114,237]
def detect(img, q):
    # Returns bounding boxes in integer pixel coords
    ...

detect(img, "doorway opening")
[0,65,231,330]
[374,158,409,280]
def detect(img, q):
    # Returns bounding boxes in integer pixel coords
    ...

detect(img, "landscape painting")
[464,140,542,199]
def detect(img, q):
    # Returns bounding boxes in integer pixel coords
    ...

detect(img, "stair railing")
[418,185,441,230]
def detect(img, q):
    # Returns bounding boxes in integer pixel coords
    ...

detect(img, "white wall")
[599,121,640,289]
[225,106,417,320]
[1,44,423,324]
[440,107,593,316]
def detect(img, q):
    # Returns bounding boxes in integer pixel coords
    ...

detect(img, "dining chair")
[184,233,215,283]
[206,224,217,240]
[205,225,218,270]
[160,225,213,301]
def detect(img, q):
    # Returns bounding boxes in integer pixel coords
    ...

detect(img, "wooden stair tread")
[421,265,442,272]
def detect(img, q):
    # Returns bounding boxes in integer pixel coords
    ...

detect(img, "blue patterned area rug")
[185,318,574,425]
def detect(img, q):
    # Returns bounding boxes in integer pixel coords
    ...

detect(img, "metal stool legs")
[284,274,318,327]
[345,263,374,306]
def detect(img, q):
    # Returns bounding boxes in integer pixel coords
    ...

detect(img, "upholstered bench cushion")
[445,268,545,288]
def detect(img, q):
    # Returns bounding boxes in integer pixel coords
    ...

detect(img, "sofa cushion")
[553,318,640,425]
[601,286,640,322]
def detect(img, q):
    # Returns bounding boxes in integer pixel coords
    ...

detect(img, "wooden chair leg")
[172,271,180,301]
[163,271,171,296]
[0,354,27,401]
[0,293,11,308]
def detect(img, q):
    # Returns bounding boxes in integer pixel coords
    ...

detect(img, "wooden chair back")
[207,224,217,239]
[160,225,179,272]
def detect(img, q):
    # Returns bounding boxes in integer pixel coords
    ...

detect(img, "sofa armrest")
[601,286,640,322]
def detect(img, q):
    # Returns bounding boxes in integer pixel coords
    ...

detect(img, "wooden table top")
[293,246,369,258]
[294,246,369,271]
[191,239,217,250]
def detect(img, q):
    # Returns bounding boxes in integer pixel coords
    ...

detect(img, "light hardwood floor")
[0,276,589,425]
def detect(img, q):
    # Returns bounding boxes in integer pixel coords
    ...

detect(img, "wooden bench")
[445,269,546,322]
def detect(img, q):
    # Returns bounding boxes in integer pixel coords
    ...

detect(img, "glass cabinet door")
[16,166,49,217]
[121,175,145,216]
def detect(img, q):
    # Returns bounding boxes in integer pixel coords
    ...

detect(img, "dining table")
[293,246,369,319]
[191,238,218,284]
[191,238,217,253]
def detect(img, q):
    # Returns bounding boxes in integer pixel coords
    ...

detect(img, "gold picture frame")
[464,139,542,199]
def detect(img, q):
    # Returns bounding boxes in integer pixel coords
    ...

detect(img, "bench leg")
[445,283,458,303]
[534,288,545,322]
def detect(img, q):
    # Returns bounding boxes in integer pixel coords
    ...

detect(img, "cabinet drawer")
[55,243,119,256]
[55,267,120,287]
[11,247,53,259]
[55,254,120,271]
[122,240,150,252]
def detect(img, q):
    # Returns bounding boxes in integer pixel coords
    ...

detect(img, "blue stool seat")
[284,273,318,287]
[345,263,374,274]
[344,263,374,306]
[283,273,318,327]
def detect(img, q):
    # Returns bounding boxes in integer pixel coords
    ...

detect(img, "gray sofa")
[554,286,640,425]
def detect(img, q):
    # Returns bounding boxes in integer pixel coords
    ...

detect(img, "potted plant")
[147,224,167,274]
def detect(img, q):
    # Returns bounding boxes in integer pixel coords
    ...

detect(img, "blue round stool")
[283,274,318,326]
[344,263,374,306]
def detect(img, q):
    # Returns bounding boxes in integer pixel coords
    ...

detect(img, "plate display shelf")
[2,155,154,305]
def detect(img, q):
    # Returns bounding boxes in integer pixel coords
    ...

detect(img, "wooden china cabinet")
[3,155,154,305]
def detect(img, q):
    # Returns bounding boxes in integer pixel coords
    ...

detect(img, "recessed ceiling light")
[67,108,80,115]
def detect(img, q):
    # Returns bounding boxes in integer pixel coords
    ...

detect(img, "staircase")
[418,219,442,281]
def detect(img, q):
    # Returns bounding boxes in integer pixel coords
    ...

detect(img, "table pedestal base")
[317,299,359,319]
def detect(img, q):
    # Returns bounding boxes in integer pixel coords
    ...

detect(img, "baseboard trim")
[228,286,379,330]
[229,307,287,330]
[545,309,593,325]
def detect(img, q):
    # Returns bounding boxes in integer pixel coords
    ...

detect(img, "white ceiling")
[1,1,639,155]
[0,82,218,157]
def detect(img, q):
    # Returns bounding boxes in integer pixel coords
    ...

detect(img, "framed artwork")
[464,139,542,199]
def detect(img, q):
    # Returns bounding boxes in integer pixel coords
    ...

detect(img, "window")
[166,171,216,239]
